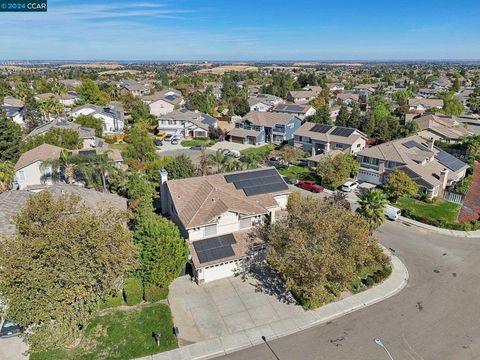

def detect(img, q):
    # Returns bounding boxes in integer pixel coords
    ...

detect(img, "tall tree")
[23,95,44,132]
[316,153,359,189]
[259,192,387,308]
[0,111,22,162]
[0,161,14,192]
[336,105,350,127]
[0,192,135,352]
[123,121,156,164]
[309,104,332,125]
[347,103,361,129]
[164,154,195,179]
[76,78,109,106]
[21,128,82,152]
[75,114,104,137]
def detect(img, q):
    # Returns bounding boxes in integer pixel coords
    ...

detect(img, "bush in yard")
[97,291,124,310]
[384,169,419,199]
[124,277,143,306]
[144,284,169,302]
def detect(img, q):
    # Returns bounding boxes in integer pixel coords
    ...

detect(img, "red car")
[297,180,324,193]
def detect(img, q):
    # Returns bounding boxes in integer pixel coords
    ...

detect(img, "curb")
[399,216,480,238]
[137,250,409,360]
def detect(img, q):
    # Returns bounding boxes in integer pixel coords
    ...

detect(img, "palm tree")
[41,149,78,184]
[208,148,228,173]
[357,189,387,233]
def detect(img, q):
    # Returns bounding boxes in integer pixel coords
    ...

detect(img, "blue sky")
[0,0,479,60]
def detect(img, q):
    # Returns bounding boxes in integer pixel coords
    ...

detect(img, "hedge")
[97,291,124,310]
[124,277,144,306]
[144,284,169,302]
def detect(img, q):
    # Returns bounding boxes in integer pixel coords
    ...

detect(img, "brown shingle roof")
[14,144,63,171]
[242,112,295,127]
[166,168,289,229]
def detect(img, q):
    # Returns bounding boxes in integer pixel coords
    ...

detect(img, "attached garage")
[230,136,245,144]
[198,259,243,283]
[248,137,256,145]
[358,169,382,185]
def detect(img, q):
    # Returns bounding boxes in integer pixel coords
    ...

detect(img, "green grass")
[31,304,177,360]
[107,143,128,150]
[278,165,320,181]
[395,197,461,223]
[240,144,276,159]
[180,139,211,147]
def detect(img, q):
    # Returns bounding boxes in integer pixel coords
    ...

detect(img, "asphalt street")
[217,221,480,360]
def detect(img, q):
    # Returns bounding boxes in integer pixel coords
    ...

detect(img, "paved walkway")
[138,251,408,360]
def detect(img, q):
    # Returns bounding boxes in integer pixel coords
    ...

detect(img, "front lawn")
[395,197,461,224]
[278,165,320,181]
[107,142,129,151]
[31,303,177,360]
[180,139,212,147]
[240,144,276,160]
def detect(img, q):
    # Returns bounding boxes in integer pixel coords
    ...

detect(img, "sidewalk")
[138,252,408,360]
[399,216,480,238]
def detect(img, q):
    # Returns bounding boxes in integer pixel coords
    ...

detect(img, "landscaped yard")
[180,139,212,147]
[30,303,177,360]
[278,165,320,181]
[107,142,129,151]
[396,197,461,224]
[240,144,276,159]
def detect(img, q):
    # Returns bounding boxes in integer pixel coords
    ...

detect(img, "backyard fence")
[442,190,464,205]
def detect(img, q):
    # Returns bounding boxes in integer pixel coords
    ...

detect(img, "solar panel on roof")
[193,234,236,264]
[330,127,355,137]
[436,150,466,172]
[224,168,288,196]
[310,124,333,133]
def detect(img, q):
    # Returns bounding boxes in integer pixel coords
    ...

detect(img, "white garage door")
[358,169,382,185]
[201,260,242,283]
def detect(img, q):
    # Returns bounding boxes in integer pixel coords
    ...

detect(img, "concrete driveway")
[0,336,28,360]
[168,268,304,344]
[209,141,256,152]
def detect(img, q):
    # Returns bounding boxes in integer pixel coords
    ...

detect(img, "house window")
[17,170,25,181]
[168,120,176,125]
[335,143,343,149]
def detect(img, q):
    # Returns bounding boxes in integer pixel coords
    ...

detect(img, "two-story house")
[143,89,185,116]
[160,167,290,283]
[247,93,284,112]
[287,89,321,104]
[70,104,124,134]
[294,122,368,156]
[409,113,470,143]
[271,103,316,119]
[157,109,217,138]
[118,79,153,97]
[356,135,469,199]
[229,112,301,145]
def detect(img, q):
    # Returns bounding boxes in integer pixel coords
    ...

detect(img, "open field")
[196,65,258,74]
[59,63,123,69]
[98,69,142,75]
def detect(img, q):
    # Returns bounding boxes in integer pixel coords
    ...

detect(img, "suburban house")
[58,92,79,107]
[118,79,153,97]
[70,104,124,134]
[3,96,24,125]
[14,144,123,190]
[229,111,301,145]
[247,93,284,112]
[418,88,441,97]
[326,83,345,92]
[353,84,377,94]
[287,88,321,104]
[294,122,368,156]
[409,113,470,143]
[356,135,469,199]
[143,89,185,116]
[408,98,444,113]
[336,92,359,105]
[0,185,127,238]
[271,103,316,119]
[159,167,291,283]
[26,119,105,149]
[157,109,217,138]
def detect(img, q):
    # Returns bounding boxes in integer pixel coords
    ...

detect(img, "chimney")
[159,169,168,215]
[427,138,435,151]
[378,161,386,174]
[438,169,449,197]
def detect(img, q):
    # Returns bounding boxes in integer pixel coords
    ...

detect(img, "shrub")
[123,277,143,306]
[144,284,169,302]
[97,291,124,310]
[366,276,375,287]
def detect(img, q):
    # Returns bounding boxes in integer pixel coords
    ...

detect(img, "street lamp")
[261,336,280,360]
[373,338,394,360]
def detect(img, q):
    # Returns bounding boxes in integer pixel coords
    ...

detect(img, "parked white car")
[384,205,401,221]
[340,181,359,192]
